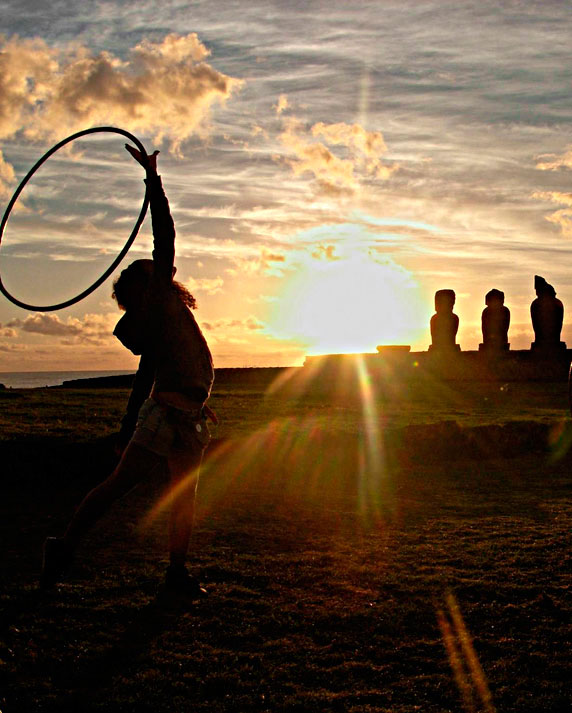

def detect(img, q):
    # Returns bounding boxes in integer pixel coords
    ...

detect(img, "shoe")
[40,537,73,589]
[164,565,207,599]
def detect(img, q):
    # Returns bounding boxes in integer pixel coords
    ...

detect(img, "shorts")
[131,398,210,458]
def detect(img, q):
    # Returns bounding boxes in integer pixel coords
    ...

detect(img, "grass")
[1,370,572,711]
[0,369,569,441]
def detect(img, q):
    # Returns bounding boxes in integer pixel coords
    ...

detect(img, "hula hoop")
[0,126,150,312]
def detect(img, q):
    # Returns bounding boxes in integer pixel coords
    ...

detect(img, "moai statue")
[429,289,460,351]
[530,275,566,352]
[479,289,510,352]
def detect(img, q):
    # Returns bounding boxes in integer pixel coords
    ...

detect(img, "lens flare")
[355,354,386,525]
[177,354,404,530]
[437,591,496,713]
[141,464,200,531]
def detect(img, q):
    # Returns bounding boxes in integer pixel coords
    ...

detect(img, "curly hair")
[171,280,197,310]
[112,261,197,311]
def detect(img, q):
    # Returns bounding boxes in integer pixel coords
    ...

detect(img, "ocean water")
[0,370,135,389]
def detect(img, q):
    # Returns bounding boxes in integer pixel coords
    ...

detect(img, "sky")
[1,0,572,372]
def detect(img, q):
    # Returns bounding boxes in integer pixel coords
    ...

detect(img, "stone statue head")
[485,288,505,307]
[435,289,456,313]
[534,275,556,298]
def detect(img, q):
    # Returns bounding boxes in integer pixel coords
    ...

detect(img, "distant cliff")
[55,366,291,389]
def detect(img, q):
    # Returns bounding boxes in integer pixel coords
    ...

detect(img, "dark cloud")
[8,314,82,336]
[7,312,115,343]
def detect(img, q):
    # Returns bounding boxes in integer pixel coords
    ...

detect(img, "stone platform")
[304,348,572,382]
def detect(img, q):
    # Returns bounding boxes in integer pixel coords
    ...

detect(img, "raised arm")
[125,145,175,283]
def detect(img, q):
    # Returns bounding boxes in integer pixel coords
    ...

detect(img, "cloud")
[533,191,572,208]
[0,35,58,141]
[311,244,340,261]
[202,316,265,332]
[0,326,17,337]
[226,248,287,277]
[277,116,396,197]
[532,191,572,238]
[279,117,356,193]
[535,146,572,171]
[8,314,82,336]
[251,124,269,139]
[0,342,26,352]
[0,33,243,154]
[545,210,572,238]
[186,276,225,295]
[0,149,15,198]
[275,94,289,115]
[7,312,116,344]
[311,122,394,180]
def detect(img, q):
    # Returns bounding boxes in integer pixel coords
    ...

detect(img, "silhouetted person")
[480,289,510,352]
[531,275,565,351]
[41,146,216,598]
[429,289,460,351]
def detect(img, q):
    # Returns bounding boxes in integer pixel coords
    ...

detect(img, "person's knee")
[109,443,166,491]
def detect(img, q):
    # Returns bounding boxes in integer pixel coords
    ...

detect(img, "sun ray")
[438,591,496,713]
[355,354,386,525]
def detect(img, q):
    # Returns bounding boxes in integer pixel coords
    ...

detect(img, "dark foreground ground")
[1,371,571,712]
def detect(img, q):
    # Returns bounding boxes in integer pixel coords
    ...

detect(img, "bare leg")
[64,442,165,551]
[167,447,203,568]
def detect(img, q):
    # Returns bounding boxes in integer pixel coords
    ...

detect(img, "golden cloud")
[545,210,572,238]
[226,248,287,276]
[278,116,396,196]
[0,33,242,154]
[532,191,572,208]
[311,122,395,179]
[186,276,225,295]
[0,35,59,140]
[0,326,17,337]
[279,117,356,192]
[311,244,340,261]
[535,146,572,171]
[532,190,572,238]
[275,94,289,115]
[202,316,265,332]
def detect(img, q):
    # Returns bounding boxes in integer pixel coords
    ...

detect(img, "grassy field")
[1,369,572,712]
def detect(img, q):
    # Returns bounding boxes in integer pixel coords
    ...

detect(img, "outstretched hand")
[125,144,160,173]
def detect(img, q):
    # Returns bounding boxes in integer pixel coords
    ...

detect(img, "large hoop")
[0,127,150,312]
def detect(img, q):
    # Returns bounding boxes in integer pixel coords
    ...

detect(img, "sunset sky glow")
[1,0,572,371]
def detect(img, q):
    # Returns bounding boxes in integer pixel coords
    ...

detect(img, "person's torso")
[114,284,214,399]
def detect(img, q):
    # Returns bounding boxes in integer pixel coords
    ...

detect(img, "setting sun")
[270,248,428,355]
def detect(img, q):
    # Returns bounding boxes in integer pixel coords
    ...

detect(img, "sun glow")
[270,251,427,354]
